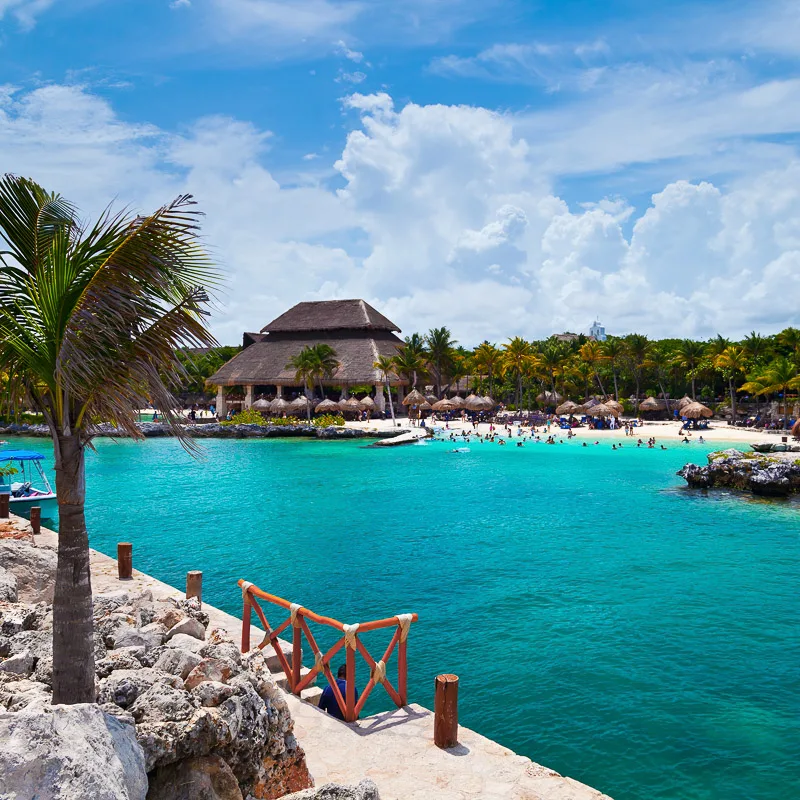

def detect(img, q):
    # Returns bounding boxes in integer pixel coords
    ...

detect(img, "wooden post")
[398,638,408,706]
[292,624,302,693]
[241,597,251,653]
[434,674,459,748]
[117,542,132,580]
[29,506,41,536]
[186,570,203,605]
[0,494,8,519]
[346,645,356,722]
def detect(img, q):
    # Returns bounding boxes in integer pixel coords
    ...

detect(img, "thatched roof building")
[207,300,408,415]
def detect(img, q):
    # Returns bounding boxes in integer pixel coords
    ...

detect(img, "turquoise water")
[11,435,800,800]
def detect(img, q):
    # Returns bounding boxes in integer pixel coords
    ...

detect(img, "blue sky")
[2,0,800,344]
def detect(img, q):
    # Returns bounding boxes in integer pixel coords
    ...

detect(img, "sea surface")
[8,434,800,800]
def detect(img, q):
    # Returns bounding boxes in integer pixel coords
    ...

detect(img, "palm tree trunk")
[52,433,95,704]
[729,378,737,423]
[385,377,396,423]
[594,369,606,397]
[612,368,619,401]
[691,375,696,400]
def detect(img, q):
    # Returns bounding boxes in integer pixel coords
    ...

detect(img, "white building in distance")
[589,320,607,341]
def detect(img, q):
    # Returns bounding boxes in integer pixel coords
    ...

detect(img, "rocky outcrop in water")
[678,449,800,497]
[0,421,405,441]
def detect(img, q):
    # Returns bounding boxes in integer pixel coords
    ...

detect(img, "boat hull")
[9,494,58,517]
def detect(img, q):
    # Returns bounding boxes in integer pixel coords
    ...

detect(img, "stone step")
[300,686,323,706]
[273,666,316,692]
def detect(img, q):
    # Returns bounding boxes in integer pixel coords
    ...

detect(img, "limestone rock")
[113,623,166,651]
[1,602,40,636]
[97,668,182,709]
[154,647,203,680]
[165,632,207,653]
[0,649,34,676]
[147,754,244,800]
[166,616,206,642]
[184,658,234,691]
[0,541,57,603]
[0,703,147,800]
[280,781,381,800]
[0,675,51,711]
[0,565,18,603]
[154,607,187,631]
[96,649,148,678]
[130,681,196,724]
[193,680,237,707]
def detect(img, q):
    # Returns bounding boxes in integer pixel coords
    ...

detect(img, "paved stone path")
[27,518,612,800]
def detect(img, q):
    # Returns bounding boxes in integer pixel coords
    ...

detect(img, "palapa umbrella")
[583,397,600,409]
[339,397,362,413]
[677,395,693,410]
[555,400,580,415]
[314,398,340,414]
[480,395,496,410]
[536,390,563,405]
[605,399,624,414]
[464,394,484,411]
[270,398,291,415]
[449,395,466,409]
[359,396,376,410]
[791,418,800,438]
[432,398,456,412]
[402,389,427,407]
[290,396,310,411]
[681,401,713,419]
[639,396,661,412]
[590,403,619,417]
[419,401,432,411]
[252,398,271,411]
[425,394,438,405]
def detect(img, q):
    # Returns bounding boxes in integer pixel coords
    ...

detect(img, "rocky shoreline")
[678,448,800,497]
[0,421,408,441]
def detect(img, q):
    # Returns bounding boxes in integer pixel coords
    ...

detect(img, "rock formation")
[678,449,800,497]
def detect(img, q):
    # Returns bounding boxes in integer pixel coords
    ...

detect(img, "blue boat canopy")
[0,450,45,462]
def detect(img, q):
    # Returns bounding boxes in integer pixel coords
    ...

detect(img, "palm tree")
[741,331,771,364]
[538,342,568,396]
[624,334,651,411]
[599,337,624,400]
[393,334,427,389]
[286,348,317,420]
[0,175,218,703]
[714,345,748,423]
[579,341,607,397]
[502,337,535,407]
[673,339,705,399]
[646,345,673,413]
[425,327,456,397]
[373,354,397,423]
[472,341,502,398]
[754,357,800,429]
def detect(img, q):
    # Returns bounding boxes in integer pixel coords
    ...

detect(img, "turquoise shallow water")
[9,434,800,800]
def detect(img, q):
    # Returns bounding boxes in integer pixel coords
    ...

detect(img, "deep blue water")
[9,435,800,800]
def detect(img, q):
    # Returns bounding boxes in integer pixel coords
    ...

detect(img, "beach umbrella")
[359,396,376,410]
[338,397,362,412]
[464,393,483,411]
[290,396,310,412]
[402,389,426,407]
[425,394,438,404]
[555,400,580,415]
[681,401,713,419]
[314,398,339,414]
[677,395,693,410]
[583,397,600,409]
[449,395,466,409]
[270,398,291,415]
[252,398,271,411]
[639,396,661,411]
[536,390,563,405]
[432,398,456,412]
[792,418,800,438]
[605,399,624,414]
[419,401,432,411]
[590,403,619,417]
[480,395,496,410]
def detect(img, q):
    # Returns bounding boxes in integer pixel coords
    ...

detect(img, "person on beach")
[319,664,359,721]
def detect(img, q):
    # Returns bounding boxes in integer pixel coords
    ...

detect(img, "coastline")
[14,514,612,800]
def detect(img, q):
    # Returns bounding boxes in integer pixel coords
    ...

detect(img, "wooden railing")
[238,579,418,722]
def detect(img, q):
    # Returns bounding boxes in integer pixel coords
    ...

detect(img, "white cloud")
[0,0,55,29]
[335,39,363,62]
[2,83,800,345]
[170,0,192,9]
[336,70,366,85]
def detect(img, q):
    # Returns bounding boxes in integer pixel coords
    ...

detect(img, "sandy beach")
[347,417,793,445]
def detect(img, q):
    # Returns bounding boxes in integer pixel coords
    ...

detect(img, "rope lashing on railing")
[241,581,254,602]
[396,613,413,642]
[314,651,324,674]
[372,659,387,685]
[343,623,360,649]
[290,603,302,627]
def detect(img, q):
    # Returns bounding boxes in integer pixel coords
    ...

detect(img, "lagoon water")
[12,434,799,800]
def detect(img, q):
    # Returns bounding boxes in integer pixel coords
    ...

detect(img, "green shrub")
[266,416,303,426]
[313,413,345,427]
[220,409,267,426]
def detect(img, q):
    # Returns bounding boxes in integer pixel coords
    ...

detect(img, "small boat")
[0,450,58,515]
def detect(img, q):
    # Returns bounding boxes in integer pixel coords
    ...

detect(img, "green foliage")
[313,413,345,427]
[220,408,267,426]
[266,416,303,426]
[177,346,241,395]
[0,463,18,478]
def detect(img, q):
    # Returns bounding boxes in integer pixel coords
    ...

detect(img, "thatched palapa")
[681,402,713,419]
[555,400,580,415]
[314,398,340,414]
[402,389,426,407]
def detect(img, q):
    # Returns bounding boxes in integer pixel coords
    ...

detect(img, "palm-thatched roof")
[639,396,665,411]
[681,401,713,419]
[359,395,375,409]
[589,403,619,417]
[555,400,580,415]
[677,395,693,409]
[252,398,271,410]
[464,394,483,411]
[537,390,563,404]
[403,389,427,407]
[449,396,466,409]
[604,399,624,413]
[261,299,399,333]
[314,398,340,413]
[481,396,496,410]
[425,394,438,404]
[290,396,310,411]
[432,398,456,411]
[270,398,291,414]
[792,418,800,438]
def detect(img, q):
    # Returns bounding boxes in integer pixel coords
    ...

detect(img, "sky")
[2,0,800,346]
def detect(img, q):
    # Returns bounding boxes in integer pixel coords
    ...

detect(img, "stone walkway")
[27,519,612,800]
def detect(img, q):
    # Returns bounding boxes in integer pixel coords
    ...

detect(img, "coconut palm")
[393,334,427,389]
[472,341,503,398]
[673,339,705,399]
[599,337,624,400]
[0,175,218,703]
[502,337,536,407]
[579,340,607,397]
[624,333,651,411]
[425,326,456,397]
[714,345,748,423]
[286,348,317,420]
[373,354,397,423]
[741,331,771,364]
[753,357,800,429]
[538,342,568,396]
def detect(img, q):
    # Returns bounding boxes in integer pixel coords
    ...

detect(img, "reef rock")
[0,703,148,800]
[281,780,381,800]
[0,541,57,603]
[678,449,800,497]
[147,754,244,800]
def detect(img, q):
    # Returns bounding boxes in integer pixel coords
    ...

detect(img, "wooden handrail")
[237,578,417,722]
